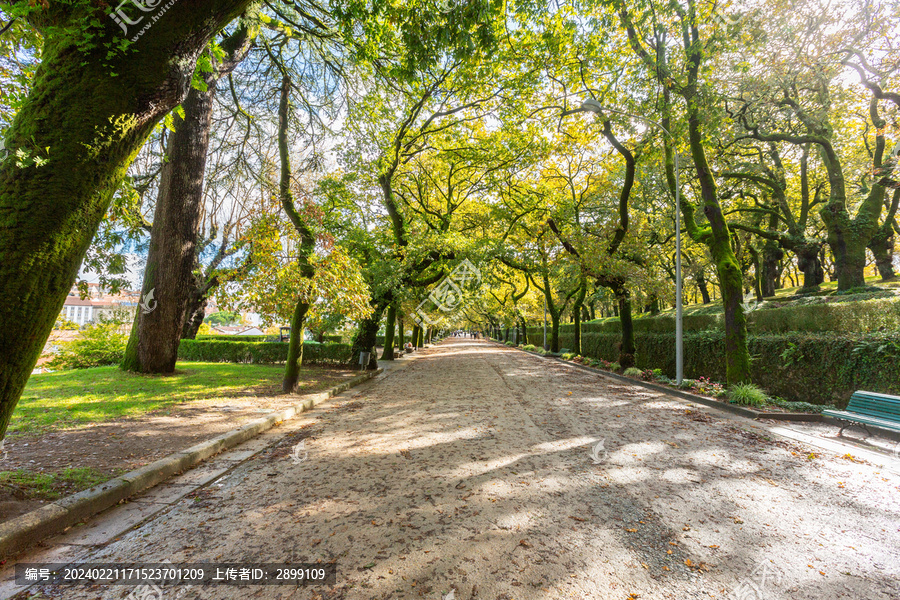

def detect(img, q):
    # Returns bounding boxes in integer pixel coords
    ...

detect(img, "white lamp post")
[580,99,683,384]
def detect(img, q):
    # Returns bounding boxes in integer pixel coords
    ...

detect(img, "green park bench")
[822,391,900,437]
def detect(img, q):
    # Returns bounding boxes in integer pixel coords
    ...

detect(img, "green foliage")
[623,367,643,377]
[54,315,80,330]
[527,293,900,335]
[0,467,110,501]
[554,329,900,408]
[561,352,576,359]
[204,311,242,326]
[728,383,768,407]
[197,335,270,342]
[769,397,835,413]
[609,362,621,372]
[178,340,352,365]
[506,341,517,347]
[523,344,537,352]
[49,324,126,369]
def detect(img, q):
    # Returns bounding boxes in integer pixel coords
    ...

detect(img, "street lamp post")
[579,99,683,384]
[543,294,548,351]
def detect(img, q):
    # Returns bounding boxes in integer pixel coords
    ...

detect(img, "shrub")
[678,378,695,389]
[561,352,576,360]
[652,368,664,378]
[523,344,537,352]
[196,334,269,342]
[728,383,768,406]
[177,340,352,365]
[49,324,126,369]
[609,362,621,372]
[623,367,643,377]
[506,341,516,346]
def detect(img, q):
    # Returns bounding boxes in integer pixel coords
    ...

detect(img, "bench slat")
[846,391,900,424]
[822,410,900,433]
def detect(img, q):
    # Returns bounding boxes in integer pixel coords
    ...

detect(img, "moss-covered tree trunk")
[614,287,636,369]
[411,324,421,348]
[273,74,317,392]
[350,302,386,370]
[381,304,397,360]
[0,1,253,441]
[571,277,586,356]
[761,240,783,297]
[398,313,405,348]
[868,190,898,282]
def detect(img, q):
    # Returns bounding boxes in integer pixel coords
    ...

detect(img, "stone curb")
[0,368,382,559]
[497,341,818,422]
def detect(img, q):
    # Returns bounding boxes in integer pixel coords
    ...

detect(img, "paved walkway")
[7,339,900,599]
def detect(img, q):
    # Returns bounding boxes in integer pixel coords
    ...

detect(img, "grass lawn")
[0,467,113,500]
[12,362,297,434]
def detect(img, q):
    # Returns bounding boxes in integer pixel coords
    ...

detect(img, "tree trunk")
[398,313,405,348]
[349,302,385,370]
[796,243,823,291]
[572,278,586,355]
[0,2,252,440]
[283,296,311,392]
[615,288,636,369]
[122,69,218,373]
[411,324,421,348]
[696,269,712,304]
[518,316,528,344]
[274,74,316,392]
[761,240,783,297]
[181,292,208,340]
[380,304,397,360]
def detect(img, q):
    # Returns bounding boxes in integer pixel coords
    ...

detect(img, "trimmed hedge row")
[178,340,353,365]
[552,330,900,408]
[529,294,900,336]
[197,334,270,342]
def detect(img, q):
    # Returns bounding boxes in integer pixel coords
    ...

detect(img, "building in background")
[59,284,140,327]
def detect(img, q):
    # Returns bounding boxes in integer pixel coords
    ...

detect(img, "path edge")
[497,342,820,421]
[0,368,383,560]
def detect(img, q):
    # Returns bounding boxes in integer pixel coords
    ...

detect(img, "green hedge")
[529,294,900,336]
[554,330,900,408]
[197,334,271,342]
[178,340,353,365]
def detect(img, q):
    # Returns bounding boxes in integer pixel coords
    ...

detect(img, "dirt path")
[13,339,900,599]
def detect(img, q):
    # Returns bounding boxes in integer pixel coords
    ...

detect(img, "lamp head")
[580,99,605,114]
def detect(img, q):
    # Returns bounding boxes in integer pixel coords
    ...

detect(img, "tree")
[0,0,254,440]
[613,0,753,382]
[122,14,258,373]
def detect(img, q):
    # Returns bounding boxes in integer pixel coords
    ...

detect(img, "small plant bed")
[515,343,836,416]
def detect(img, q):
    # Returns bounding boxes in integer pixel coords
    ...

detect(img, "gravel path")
[16,339,900,599]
